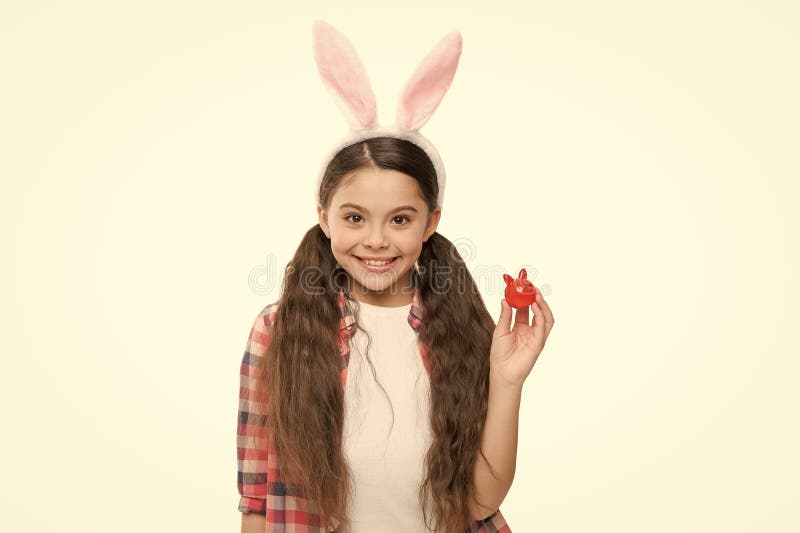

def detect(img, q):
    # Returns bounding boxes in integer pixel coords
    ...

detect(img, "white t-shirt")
[341,299,435,532]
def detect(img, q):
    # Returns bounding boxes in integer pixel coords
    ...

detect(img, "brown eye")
[345,214,362,223]
[393,215,410,224]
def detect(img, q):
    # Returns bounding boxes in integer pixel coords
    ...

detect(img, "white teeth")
[362,258,394,266]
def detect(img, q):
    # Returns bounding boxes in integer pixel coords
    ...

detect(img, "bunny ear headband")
[312,19,463,210]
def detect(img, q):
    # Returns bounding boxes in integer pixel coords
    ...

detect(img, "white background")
[2,1,798,531]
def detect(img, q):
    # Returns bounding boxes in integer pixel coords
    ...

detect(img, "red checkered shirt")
[237,286,512,532]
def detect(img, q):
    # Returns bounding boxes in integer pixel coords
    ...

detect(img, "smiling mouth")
[355,256,399,266]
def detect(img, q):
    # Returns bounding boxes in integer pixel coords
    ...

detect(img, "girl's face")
[318,167,441,307]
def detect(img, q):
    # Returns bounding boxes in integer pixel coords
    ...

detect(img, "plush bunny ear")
[312,20,377,130]
[395,31,463,131]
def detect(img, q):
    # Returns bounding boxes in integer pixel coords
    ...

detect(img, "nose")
[364,224,388,249]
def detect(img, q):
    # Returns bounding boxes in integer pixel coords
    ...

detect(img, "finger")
[536,288,550,312]
[534,294,553,339]
[536,289,554,327]
[496,298,513,337]
[514,301,529,328]
[532,299,546,340]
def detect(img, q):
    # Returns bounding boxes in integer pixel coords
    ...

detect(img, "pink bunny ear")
[395,31,463,131]
[312,20,377,130]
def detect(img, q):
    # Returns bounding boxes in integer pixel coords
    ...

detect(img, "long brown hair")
[258,137,498,532]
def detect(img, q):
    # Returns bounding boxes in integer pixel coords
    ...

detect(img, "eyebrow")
[337,202,419,214]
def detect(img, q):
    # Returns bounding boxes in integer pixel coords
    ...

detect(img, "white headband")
[311,20,463,210]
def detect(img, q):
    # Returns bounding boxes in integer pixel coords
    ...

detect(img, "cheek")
[330,232,359,252]
[397,235,424,253]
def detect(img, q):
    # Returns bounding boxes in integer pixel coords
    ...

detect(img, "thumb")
[496,298,512,337]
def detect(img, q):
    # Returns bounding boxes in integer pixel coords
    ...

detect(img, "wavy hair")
[257,136,497,533]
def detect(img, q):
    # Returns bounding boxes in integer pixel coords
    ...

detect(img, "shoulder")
[260,300,280,328]
[244,300,280,360]
[256,300,281,330]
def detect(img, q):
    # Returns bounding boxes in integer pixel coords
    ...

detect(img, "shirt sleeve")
[467,509,511,533]
[469,508,512,532]
[237,305,275,514]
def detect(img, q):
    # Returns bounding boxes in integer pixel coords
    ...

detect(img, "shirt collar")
[336,285,424,332]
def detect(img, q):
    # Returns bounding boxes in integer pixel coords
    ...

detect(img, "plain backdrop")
[2,1,798,531]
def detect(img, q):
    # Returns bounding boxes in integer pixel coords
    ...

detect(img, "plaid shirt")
[237,287,512,532]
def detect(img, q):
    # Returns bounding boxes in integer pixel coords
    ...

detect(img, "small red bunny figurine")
[503,268,538,309]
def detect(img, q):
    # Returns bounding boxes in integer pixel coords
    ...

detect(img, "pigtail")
[258,223,353,532]
[416,232,498,533]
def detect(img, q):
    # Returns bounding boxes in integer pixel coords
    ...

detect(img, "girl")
[237,21,554,533]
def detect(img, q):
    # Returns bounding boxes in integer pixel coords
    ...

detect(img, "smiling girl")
[237,21,554,533]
